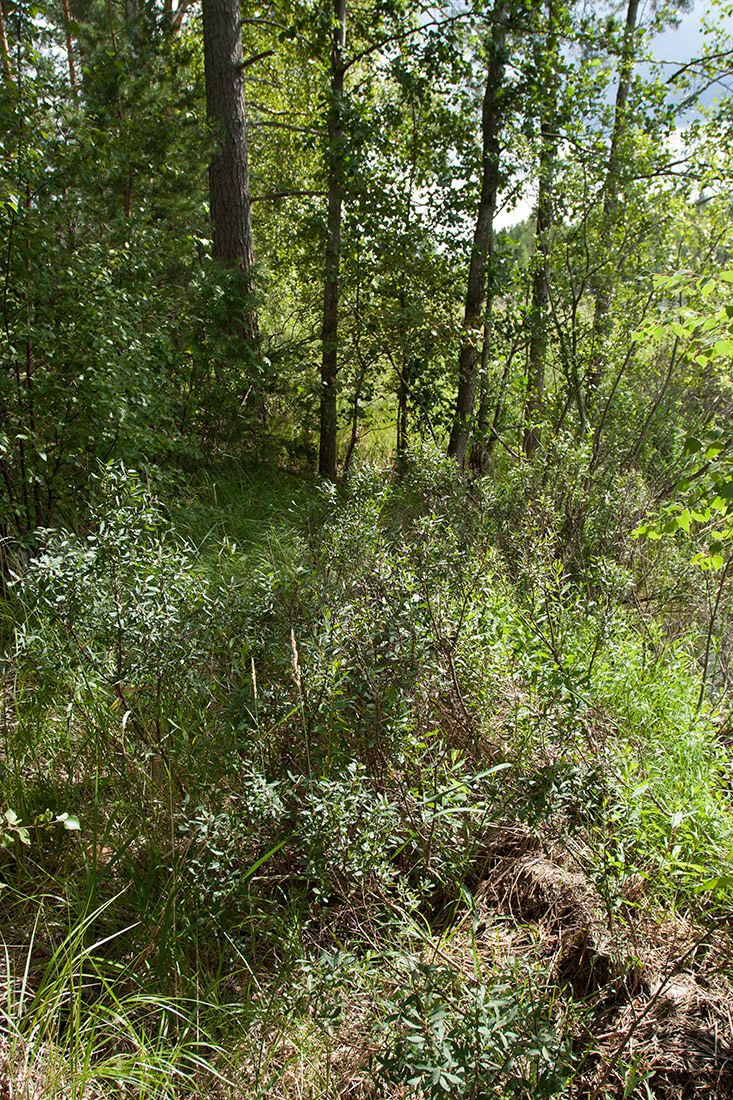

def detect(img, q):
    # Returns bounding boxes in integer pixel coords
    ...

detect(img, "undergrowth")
[1,450,731,1098]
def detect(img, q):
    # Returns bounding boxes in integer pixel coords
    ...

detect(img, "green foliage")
[0,894,227,1099]
[0,806,79,853]
[178,775,285,913]
[631,269,733,568]
[296,762,399,901]
[3,455,733,1097]
[636,428,733,570]
[377,957,568,1099]
[13,464,216,703]
[5,0,733,1088]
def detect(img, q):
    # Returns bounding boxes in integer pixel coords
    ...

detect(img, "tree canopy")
[2,0,732,512]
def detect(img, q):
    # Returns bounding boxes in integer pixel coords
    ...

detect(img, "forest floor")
[1,456,732,1099]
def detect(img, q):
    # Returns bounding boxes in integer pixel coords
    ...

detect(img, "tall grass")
[0,890,230,1099]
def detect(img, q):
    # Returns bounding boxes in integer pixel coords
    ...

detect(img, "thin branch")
[588,924,728,1100]
[384,345,439,445]
[624,335,680,469]
[488,423,521,460]
[170,0,194,33]
[698,556,732,711]
[343,11,465,73]
[248,120,317,134]
[239,48,274,70]
[250,189,326,203]
[665,49,733,85]
[241,16,287,31]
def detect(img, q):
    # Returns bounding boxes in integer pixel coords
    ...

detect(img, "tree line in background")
[1,0,733,534]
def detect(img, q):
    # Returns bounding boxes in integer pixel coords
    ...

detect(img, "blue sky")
[646,0,733,101]
[649,0,721,67]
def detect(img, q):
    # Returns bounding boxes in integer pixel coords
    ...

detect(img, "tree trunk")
[0,0,13,81]
[396,370,408,459]
[586,0,640,406]
[469,299,493,474]
[448,0,508,468]
[319,0,347,481]
[395,98,418,463]
[60,0,78,95]
[523,1,557,456]
[202,0,257,342]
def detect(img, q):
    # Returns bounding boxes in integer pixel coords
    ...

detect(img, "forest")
[2,0,733,1094]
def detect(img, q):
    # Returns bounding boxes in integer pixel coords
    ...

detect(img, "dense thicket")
[3,0,733,1097]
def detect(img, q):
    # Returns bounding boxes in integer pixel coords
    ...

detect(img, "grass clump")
[0,889,228,1100]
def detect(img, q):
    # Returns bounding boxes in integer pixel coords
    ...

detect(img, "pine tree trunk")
[60,0,78,95]
[319,0,347,481]
[202,0,257,342]
[448,0,508,468]
[470,299,493,474]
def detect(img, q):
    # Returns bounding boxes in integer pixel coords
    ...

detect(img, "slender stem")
[60,0,78,95]
[697,557,731,711]
[0,0,12,80]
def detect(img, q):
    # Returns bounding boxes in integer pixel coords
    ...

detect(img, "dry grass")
[468,822,733,1099]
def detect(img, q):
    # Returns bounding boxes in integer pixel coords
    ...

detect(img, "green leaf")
[693,874,733,894]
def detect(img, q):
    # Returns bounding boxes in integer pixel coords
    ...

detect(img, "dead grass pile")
[232,821,732,1099]
[584,972,733,1099]
[470,822,733,1099]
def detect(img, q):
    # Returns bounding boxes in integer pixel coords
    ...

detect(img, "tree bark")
[448,1,508,468]
[395,98,418,463]
[0,0,12,81]
[60,0,78,95]
[586,0,640,405]
[469,298,493,474]
[202,0,257,342]
[523,0,557,456]
[319,0,347,481]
